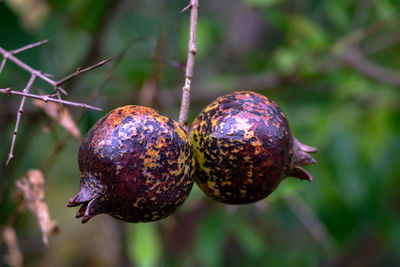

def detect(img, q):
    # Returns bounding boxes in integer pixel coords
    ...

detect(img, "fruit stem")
[178,0,199,125]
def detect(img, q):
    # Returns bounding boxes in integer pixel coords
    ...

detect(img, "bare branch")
[0,41,110,164]
[11,39,49,55]
[0,88,103,111]
[342,47,400,87]
[363,29,400,55]
[0,44,68,95]
[6,74,36,165]
[178,0,199,125]
[0,57,6,74]
[56,57,113,86]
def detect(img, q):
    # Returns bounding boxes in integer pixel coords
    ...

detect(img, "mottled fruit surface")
[68,105,195,223]
[190,91,317,204]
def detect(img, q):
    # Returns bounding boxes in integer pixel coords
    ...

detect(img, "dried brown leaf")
[2,226,23,267]
[16,170,59,246]
[33,100,82,141]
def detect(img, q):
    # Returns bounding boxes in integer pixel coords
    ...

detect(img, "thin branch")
[56,57,112,86]
[0,57,6,74]
[0,88,103,111]
[6,74,36,165]
[11,40,49,55]
[0,41,110,165]
[178,0,199,125]
[0,44,68,95]
[342,47,400,87]
[363,29,400,55]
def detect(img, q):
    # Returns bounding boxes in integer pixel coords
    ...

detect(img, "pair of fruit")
[67,91,317,223]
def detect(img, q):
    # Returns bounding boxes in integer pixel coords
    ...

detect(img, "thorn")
[43,72,54,78]
[181,3,192,13]
[5,154,13,166]
[5,87,12,96]
[57,87,68,96]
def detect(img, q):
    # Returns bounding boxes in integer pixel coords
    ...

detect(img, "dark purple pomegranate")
[68,105,195,223]
[190,91,317,204]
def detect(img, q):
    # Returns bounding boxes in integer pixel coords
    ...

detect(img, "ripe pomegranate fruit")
[67,105,195,223]
[190,91,317,204]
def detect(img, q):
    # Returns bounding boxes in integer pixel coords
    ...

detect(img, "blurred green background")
[1,0,400,266]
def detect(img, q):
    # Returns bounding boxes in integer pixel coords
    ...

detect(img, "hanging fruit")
[68,105,195,223]
[190,91,317,204]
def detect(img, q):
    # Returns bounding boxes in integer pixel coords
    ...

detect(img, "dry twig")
[178,0,199,125]
[56,57,112,86]
[0,41,67,95]
[0,88,103,110]
[0,41,110,165]
[6,74,36,165]
[15,170,59,246]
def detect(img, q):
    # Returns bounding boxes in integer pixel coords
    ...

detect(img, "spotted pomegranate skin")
[68,105,195,223]
[190,91,317,204]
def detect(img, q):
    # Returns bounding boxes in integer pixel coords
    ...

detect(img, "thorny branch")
[0,41,110,165]
[0,41,67,95]
[178,0,199,125]
[0,88,103,110]
[6,74,36,165]
[56,57,112,86]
